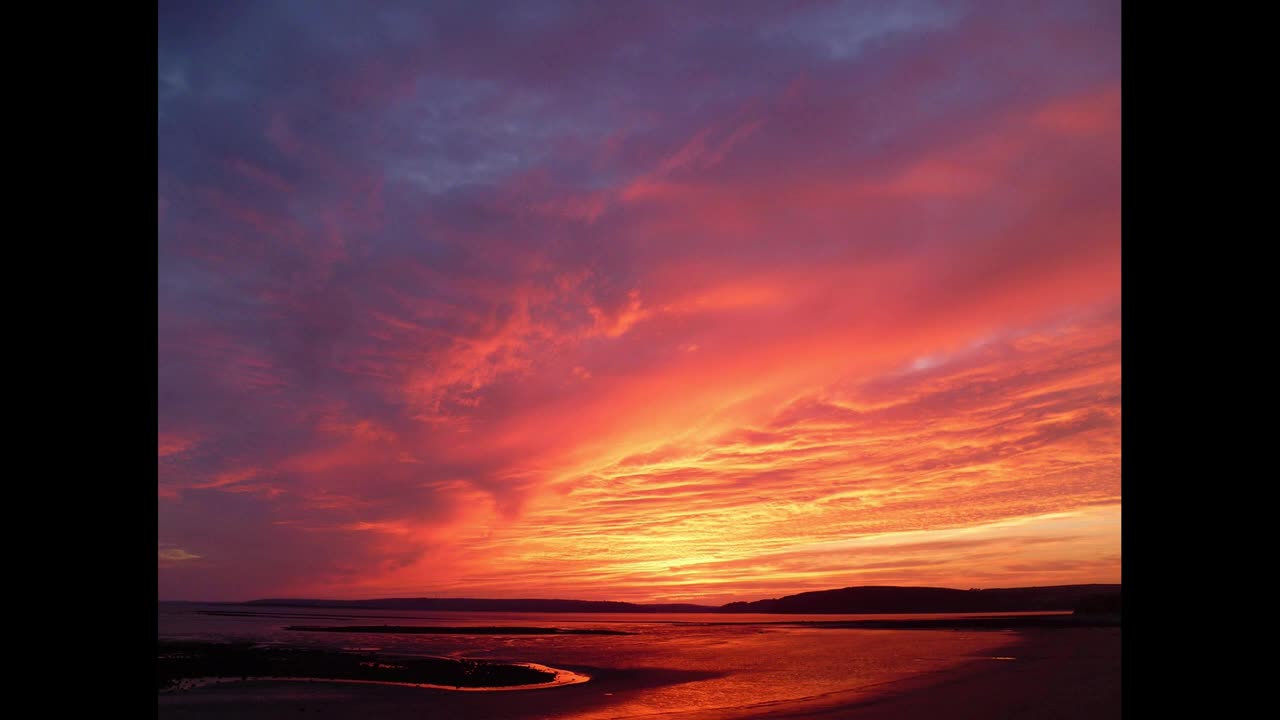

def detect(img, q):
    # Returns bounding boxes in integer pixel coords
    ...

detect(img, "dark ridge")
[157,641,556,690]
[285,625,633,635]
[787,613,1120,630]
[718,584,1122,614]
[1074,590,1122,615]
[240,584,1120,615]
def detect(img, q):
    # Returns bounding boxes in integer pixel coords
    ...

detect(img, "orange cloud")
[158,432,198,458]
[159,6,1119,601]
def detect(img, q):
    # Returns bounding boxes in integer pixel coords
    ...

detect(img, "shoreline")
[158,642,570,692]
[159,665,723,719]
[160,662,590,693]
[283,624,633,635]
[727,626,1121,720]
[158,627,1119,719]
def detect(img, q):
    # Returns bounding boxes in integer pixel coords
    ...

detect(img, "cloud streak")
[159,0,1121,602]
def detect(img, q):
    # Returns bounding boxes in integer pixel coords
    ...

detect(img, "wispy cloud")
[159,1,1120,602]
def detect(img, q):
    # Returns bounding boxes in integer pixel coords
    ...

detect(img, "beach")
[731,627,1121,719]
[158,626,1119,719]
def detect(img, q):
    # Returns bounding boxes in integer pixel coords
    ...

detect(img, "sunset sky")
[158,0,1120,603]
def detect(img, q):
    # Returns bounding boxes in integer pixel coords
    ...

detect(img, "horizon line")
[158,581,1122,606]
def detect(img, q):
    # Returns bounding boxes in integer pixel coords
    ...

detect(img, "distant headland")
[232,583,1120,615]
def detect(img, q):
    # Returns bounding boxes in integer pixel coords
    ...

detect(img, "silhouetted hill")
[1074,590,1122,615]
[244,584,1120,615]
[244,597,715,613]
[718,584,1122,614]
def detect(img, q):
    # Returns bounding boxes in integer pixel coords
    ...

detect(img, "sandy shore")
[158,664,721,719]
[162,662,590,694]
[730,627,1121,720]
[158,627,1119,719]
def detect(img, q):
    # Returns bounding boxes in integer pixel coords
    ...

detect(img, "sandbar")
[158,627,1119,719]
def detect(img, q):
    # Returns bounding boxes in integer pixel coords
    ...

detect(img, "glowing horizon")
[159,1,1120,604]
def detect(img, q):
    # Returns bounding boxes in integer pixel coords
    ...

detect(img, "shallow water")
[159,603,1029,718]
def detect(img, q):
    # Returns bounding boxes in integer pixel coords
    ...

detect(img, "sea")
[158,602,1058,719]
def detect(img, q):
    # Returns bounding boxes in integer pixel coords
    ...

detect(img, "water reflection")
[159,604,1021,719]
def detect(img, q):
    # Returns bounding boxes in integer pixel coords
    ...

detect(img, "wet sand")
[732,627,1121,720]
[157,627,1119,719]
[163,662,591,693]
[158,664,721,720]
